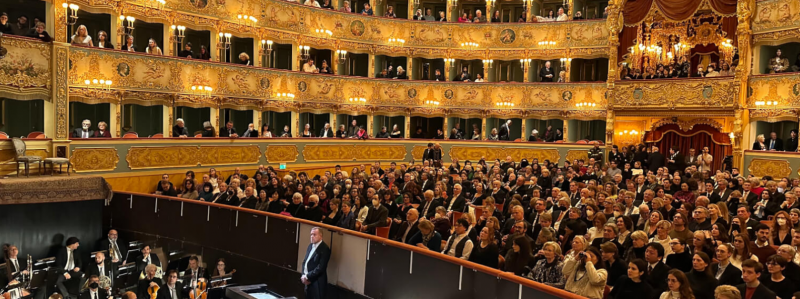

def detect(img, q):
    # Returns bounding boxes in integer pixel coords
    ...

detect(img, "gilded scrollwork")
[748,158,792,179]
[752,0,800,34]
[265,145,299,163]
[0,36,51,94]
[70,147,120,172]
[612,78,736,109]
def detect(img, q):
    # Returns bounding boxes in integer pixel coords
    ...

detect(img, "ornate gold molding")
[303,144,407,162]
[70,147,120,172]
[612,78,737,110]
[449,146,561,164]
[265,145,299,163]
[126,145,261,169]
[748,158,792,179]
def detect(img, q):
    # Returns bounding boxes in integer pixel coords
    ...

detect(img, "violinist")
[137,264,162,299]
[80,275,111,299]
[157,270,184,299]
[210,258,230,288]
[184,256,209,290]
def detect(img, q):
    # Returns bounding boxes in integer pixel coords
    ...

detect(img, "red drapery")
[644,124,732,171]
[623,0,737,26]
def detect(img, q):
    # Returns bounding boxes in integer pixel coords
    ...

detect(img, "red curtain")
[644,124,732,171]
[623,0,736,26]
[618,26,639,63]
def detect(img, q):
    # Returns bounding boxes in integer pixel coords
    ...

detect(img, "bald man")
[394,208,420,243]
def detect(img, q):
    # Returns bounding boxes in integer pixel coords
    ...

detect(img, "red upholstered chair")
[122,132,139,138]
[27,132,44,138]
[150,133,163,138]
[576,140,588,144]
[495,203,504,212]
[375,222,391,238]
[195,134,202,138]
[0,132,9,139]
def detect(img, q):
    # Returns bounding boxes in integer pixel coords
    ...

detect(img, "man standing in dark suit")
[219,121,238,138]
[711,243,742,287]
[786,130,798,152]
[98,229,127,266]
[647,146,665,172]
[498,120,511,140]
[644,242,670,299]
[393,209,420,244]
[361,196,389,234]
[539,61,554,82]
[302,228,331,299]
[56,237,84,299]
[319,123,334,138]
[737,260,777,299]
[79,275,110,299]
[421,143,441,164]
[666,146,685,175]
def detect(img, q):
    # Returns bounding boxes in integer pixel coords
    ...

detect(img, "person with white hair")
[172,118,189,137]
[528,129,539,141]
[241,123,259,137]
[395,66,408,79]
[73,119,94,138]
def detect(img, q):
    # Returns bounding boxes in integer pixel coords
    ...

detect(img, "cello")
[189,279,207,299]
[147,283,160,299]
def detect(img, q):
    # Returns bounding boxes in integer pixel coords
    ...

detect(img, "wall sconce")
[388,38,405,46]
[444,58,455,69]
[754,101,779,107]
[486,0,496,7]
[237,14,258,27]
[520,58,532,73]
[348,97,367,105]
[171,25,186,44]
[315,28,332,37]
[62,3,79,27]
[336,49,347,64]
[559,57,572,68]
[482,59,494,68]
[219,32,232,49]
[299,45,310,61]
[261,39,273,54]
[575,102,597,108]
[84,79,112,91]
[191,85,213,97]
[522,0,533,11]
[119,15,135,35]
[461,42,479,50]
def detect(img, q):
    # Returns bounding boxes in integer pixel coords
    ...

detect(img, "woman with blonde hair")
[752,134,767,150]
[238,52,251,65]
[146,38,163,55]
[624,230,649,261]
[529,241,564,286]
[650,220,673,258]
[71,24,93,46]
[712,285,739,299]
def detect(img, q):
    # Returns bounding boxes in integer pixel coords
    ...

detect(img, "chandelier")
[575,102,597,108]
[314,28,332,37]
[388,38,405,46]
[719,39,735,64]
[348,97,367,105]
[143,0,165,10]
[461,42,479,51]
[84,79,112,91]
[237,14,258,27]
[276,78,295,100]
[191,85,213,97]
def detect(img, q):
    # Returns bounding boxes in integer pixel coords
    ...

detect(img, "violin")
[147,284,160,299]
[189,279,207,299]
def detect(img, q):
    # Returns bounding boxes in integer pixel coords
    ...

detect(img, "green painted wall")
[262,111,292,134]
[1,98,44,138]
[123,104,162,137]
[758,43,800,75]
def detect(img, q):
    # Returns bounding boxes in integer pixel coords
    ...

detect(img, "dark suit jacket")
[648,152,665,170]
[767,138,784,151]
[447,195,467,213]
[668,153,686,173]
[418,199,443,219]
[302,242,331,299]
[498,124,510,140]
[85,259,116,279]
[135,253,161,275]
[137,277,163,299]
[172,125,189,137]
[319,128,334,138]
[422,148,442,161]
[219,128,237,137]
[121,45,135,51]
[364,205,389,233]
[736,283,777,299]
[786,137,798,152]
[157,282,185,299]
[419,180,434,192]
[5,257,26,281]
[240,129,259,138]
[73,128,95,138]
[539,67,554,82]
[646,262,670,299]
[710,262,742,287]
[393,221,420,243]
[56,248,83,273]
[79,288,109,299]
[709,189,732,204]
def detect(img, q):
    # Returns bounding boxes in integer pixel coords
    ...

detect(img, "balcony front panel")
[748,73,800,122]
[0,36,52,101]
[68,46,609,114]
[611,77,737,111]
[752,0,800,39]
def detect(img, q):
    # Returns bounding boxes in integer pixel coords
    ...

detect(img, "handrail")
[66,137,595,145]
[113,190,586,299]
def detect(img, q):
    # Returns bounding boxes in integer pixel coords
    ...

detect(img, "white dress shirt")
[303,241,322,275]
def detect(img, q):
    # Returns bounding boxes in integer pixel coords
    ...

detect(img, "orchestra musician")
[79,275,110,299]
[157,270,184,299]
[85,252,115,286]
[56,237,84,299]
[210,258,229,288]
[136,265,162,299]
[135,245,161,277]
[98,229,127,265]
[183,256,209,291]
[3,244,28,283]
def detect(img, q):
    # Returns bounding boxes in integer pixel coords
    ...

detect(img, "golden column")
[604,0,622,148]
[405,111,412,138]
[52,43,70,141]
[485,0,493,23]
[52,0,68,43]
[733,0,755,169]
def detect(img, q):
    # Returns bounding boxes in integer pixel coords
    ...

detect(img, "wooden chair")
[497,254,505,270]
[495,203,504,212]
[375,222,392,238]
[12,137,42,177]
[473,206,484,219]
[122,132,139,138]
[150,133,163,138]
[27,132,44,139]
[451,211,464,227]
[0,131,9,139]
